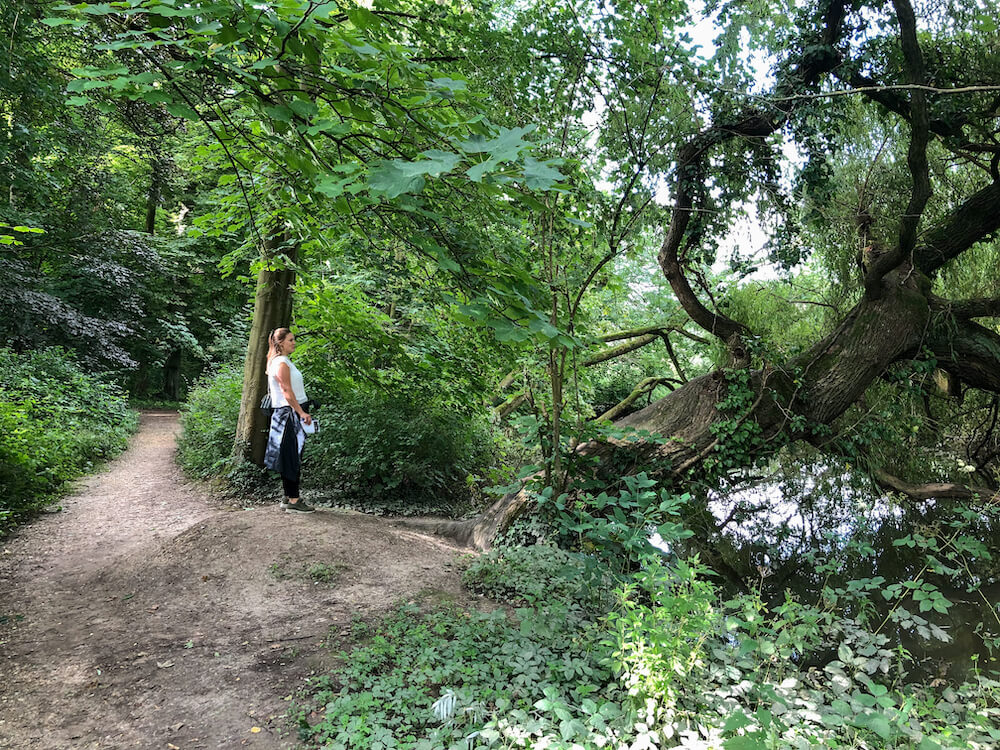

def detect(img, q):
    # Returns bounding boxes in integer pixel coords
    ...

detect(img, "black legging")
[282,476,300,499]
[279,415,301,498]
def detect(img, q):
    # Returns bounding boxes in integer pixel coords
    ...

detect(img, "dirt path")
[0,412,475,749]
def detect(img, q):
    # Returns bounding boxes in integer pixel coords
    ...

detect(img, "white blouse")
[267,355,307,408]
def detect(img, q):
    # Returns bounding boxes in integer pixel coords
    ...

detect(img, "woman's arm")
[275,361,312,425]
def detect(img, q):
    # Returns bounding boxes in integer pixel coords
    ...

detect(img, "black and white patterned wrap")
[263,405,306,481]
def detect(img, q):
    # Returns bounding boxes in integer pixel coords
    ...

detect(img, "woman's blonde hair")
[267,327,292,360]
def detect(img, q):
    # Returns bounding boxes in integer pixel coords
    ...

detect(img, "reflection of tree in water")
[694,455,1000,679]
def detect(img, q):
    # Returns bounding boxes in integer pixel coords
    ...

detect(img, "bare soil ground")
[0,412,476,749]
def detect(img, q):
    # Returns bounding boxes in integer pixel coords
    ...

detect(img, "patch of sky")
[578,0,808,286]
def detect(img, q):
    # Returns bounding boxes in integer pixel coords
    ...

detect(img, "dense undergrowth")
[295,547,1000,749]
[175,364,245,481]
[0,347,137,533]
[293,482,1000,749]
[177,365,501,513]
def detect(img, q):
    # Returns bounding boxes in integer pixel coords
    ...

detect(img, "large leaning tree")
[440,0,1000,548]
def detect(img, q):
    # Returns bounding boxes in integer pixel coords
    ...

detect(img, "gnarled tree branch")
[941,297,1000,320]
[657,137,751,349]
[872,468,996,502]
[893,0,931,254]
[913,180,1000,273]
[656,1,850,351]
[595,376,680,423]
[599,325,709,346]
[862,0,931,300]
[926,315,1000,394]
[584,333,658,365]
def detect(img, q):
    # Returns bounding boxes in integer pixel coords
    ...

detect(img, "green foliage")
[176,363,245,480]
[178,363,499,511]
[705,368,770,476]
[9,2,1000,744]
[295,600,619,750]
[609,557,721,711]
[305,562,344,584]
[0,223,44,246]
[609,555,1000,749]
[303,389,497,513]
[531,473,694,576]
[293,261,510,413]
[48,0,565,262]
[720,275,835,358]
[0,347,137,532]
[1,0,246,394]
[462,544,611,613]
[296,544,1000,749]
[177,362,275,497]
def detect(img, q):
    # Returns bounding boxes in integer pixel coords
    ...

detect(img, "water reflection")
[667,458,1000,678]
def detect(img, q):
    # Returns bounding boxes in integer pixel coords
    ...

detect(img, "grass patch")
[270,558,347,585]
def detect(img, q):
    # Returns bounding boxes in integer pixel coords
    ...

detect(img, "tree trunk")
[145,152,163,236]
[234,234,298,465]
[163,347,182,401]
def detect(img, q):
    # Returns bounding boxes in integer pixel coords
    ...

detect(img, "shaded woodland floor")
[0,412,475,749]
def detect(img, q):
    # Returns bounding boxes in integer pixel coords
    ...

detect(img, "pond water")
[662,459,1000,678]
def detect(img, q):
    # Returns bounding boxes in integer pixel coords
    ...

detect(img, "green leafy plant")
[530,473,694,576]
[295,542,1000,750]
[176,364,246,480]
[294,599,621,750]
[305,390,497,513]
[0,347,137,532]
[462,543,612,614]
[0,223,43,246]
[306,562,345,584]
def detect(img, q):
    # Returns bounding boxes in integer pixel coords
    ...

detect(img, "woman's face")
[284,333,297,354]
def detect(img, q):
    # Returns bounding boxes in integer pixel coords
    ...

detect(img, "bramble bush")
[0,347,137,532]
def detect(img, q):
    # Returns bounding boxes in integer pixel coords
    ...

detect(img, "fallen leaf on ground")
[250,726,262,733]
[156,661,174,668]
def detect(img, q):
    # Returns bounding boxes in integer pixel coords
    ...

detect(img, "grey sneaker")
[279,500,289,509]
[284,501,315,513]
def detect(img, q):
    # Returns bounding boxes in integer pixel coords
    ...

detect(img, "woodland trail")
[0,412,474,749]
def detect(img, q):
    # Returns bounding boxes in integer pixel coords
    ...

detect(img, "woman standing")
[263,327,315,513]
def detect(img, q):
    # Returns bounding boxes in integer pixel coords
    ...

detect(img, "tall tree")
[1,0,243,389]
